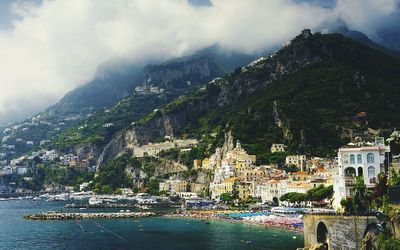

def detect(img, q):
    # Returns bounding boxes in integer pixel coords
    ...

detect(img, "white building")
[16,166,28,175]
[260,180,287,204]
[333,138,390,209]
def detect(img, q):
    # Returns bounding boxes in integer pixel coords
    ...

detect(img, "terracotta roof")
[294,171,308,176]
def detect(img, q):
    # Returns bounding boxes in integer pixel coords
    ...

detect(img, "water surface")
[0,200,304,250]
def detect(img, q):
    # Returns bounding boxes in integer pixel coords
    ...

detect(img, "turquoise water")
[0,200,304,250]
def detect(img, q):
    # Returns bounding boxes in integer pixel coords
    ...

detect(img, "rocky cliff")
[96,30,400,164]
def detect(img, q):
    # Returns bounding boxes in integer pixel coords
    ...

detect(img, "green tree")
[340,198,354,214]
[220,193,233,203]
[147,179,160,195]
[353,176,369,215]
[280,192,308,204]
[389,168,400,186]
[307,185,333,201]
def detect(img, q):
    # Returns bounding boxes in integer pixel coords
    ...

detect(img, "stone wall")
[303,215,377,250]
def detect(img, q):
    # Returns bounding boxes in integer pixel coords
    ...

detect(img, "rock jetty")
[65,203,138,209]
[24,211,156,220]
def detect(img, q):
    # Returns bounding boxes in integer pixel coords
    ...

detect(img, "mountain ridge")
[94,30,400,166]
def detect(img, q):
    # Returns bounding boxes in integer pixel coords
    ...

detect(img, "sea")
[0,199,304,250]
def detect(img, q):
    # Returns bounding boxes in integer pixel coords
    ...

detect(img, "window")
[357,154,362,164]
[367,153,375,163]
[350,155,355,164]
[345,167,356,177]
[368,166,375,177]
[344,155,349,164]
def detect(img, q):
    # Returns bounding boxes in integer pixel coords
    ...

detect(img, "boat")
[136,205,150,210]
[271,207,301,217]
[88,197,103,205]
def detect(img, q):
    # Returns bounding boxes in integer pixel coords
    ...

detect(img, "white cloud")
[0,0,399,124]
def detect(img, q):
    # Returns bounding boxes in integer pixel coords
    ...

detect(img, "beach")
[164,210,304,232]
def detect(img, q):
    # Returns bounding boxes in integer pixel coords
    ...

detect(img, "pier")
[23,211,156,220]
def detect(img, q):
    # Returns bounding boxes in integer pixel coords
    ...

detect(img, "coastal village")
[1,129,397,210]
[3,130,400,249]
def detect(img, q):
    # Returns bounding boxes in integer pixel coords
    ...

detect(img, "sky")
[0,0,399,125]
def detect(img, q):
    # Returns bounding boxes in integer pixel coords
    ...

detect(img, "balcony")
[344,177,356,186]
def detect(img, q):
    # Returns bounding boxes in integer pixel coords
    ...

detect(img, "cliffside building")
[333,137,390,209]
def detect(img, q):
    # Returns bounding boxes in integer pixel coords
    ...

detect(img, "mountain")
[320,21,400,57]
[0,48,256,161]
[48,65,145,115]
[376,27,400,52]
[96,29,400,166]
[51,46,255,116]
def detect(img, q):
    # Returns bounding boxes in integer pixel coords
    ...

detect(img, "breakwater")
[23,211,156,220]
[65,203,138,209]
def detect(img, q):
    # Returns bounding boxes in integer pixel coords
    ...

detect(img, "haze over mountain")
[1,0,400,125]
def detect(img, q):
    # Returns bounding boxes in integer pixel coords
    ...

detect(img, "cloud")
[0,0,399,124]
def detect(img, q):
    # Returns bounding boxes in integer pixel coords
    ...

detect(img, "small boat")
[136,205,150,210]
[88,197,103,205]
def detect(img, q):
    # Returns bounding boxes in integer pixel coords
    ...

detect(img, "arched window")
[350,155,355,164]
[368,166,375,177]
[367,153,375,163]
[357,154,362,164]
[345,167,356,177]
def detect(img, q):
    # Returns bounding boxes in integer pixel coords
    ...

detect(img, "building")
[132,139,198,157]
[193,159,202,169]
[271,143,286,153]
[260,179,287,204]
[211,177,238,200]
[288,171,310,182]
[159,179,188,194]
[244,167,266,182]
[236,181,253,201]
[286,182,313,194]
[201,158,210,169]
[332,138,390,209]
[189,183,206,196]
[285,155,307,171]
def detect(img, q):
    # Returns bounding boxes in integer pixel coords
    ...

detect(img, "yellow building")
[288,171,310,182]
[193,159,202,169]
[211,177,238,200]
[226,141,256,165]
[236,181,253,201]
[202,158,210,169]
[235,162,253,178]
[245,167,266,182]
[159,179,188,194]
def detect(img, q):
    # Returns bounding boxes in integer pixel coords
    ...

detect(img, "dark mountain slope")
[100,30,400,165]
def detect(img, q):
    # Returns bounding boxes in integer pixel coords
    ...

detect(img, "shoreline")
[163,213,304,233]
